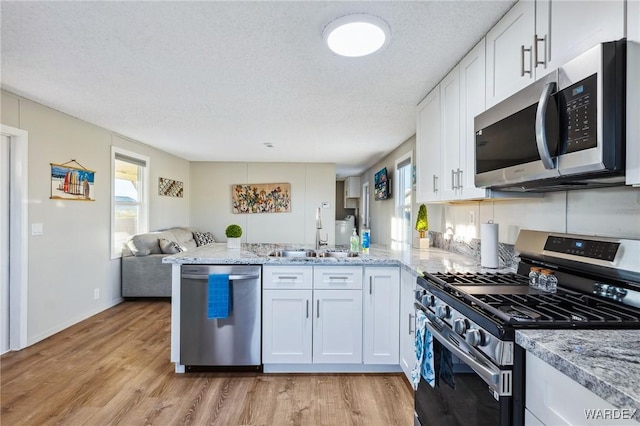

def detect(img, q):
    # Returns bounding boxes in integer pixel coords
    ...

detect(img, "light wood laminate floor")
[1,300,414,425]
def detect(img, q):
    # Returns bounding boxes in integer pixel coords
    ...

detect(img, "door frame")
[1,124,29,351]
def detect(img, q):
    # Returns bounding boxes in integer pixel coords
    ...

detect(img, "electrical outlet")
[94,288,99,300]
[469,211,475,225]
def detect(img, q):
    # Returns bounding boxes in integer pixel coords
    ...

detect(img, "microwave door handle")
[535,81,557,170]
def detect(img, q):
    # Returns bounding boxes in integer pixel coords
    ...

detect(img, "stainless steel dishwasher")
[180,264,261,370]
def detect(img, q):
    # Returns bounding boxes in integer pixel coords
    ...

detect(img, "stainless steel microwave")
[474,39,626,192]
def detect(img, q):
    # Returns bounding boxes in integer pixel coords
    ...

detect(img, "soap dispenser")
[349,229,359,253]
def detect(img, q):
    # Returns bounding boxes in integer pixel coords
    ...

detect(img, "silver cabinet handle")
[534,33,547,67]
[521,45,532,76]
[278,276,298,280]
[369,276,373,295]
[535,81,557,170]
[451,169,456,190]
[409,313,414,335]
[317,300,320,318]
[328,276,348,281]
[306,300,309,318]
[457,169,463,189]
[432,174,438,193]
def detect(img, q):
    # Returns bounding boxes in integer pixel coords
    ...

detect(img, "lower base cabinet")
[262,289,312,364]
[313,289,363,363]
[262,265,400,368]
[525,352,637,425]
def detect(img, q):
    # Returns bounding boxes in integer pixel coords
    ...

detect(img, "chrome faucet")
[315,207,328,250]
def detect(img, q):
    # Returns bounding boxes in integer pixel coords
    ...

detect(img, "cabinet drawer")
[263,265,313,289]
[313,266,363,290]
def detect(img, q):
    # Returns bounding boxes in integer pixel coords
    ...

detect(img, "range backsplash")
[427,231,518,270]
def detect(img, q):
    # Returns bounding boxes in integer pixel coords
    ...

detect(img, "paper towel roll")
[481,222,499,268]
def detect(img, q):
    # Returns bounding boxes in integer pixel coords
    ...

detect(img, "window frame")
[111,146,150,259]
[394,151,413,249]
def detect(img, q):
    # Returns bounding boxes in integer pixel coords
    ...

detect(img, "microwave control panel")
[560,74,598,154]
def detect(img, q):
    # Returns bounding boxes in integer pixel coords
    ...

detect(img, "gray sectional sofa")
[121,227,205,297]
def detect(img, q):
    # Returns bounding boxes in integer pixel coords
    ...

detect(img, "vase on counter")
[227,237,241,250]
[417,237,430,251]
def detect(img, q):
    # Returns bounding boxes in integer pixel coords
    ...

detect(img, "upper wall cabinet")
[627,0,640,187]
[343,176,361,208]
[441,39,490,201]
[486,0,625,108]
[416,87,442,203]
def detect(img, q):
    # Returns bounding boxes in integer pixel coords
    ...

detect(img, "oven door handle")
[424,321,500,387]
[415,304,511,396]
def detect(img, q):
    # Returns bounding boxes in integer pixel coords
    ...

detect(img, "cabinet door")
[262,289,312,364]
[440,66,461,201]
[486,0,535,108]
[458,38,490,200]
[363,267,400,364]
[525,352,637,425]
[399,269,416,381]
[313,289,362,363]
[535,0,625,79]
[416,87,441,203]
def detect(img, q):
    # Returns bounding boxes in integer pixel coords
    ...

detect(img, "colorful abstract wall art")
[232,183,291,214]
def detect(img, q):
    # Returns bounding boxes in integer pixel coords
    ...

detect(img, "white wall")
[190,162,336,245]
[0,90,190,345]
[360,136,416,245]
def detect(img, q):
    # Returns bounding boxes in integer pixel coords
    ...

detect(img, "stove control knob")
[435,305,450,319]
[465,329,486,347]
[453,318,468,335]
[428,295,436,307]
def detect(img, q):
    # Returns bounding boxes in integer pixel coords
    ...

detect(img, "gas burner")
[498,305,541,321]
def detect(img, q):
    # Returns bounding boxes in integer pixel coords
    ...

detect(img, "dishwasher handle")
[181,274,260,281]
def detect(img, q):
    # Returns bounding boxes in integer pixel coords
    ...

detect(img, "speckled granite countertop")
[517,330,640,419]
[162,242,513,275]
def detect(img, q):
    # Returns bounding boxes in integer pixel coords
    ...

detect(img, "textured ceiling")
[1,1,515,177]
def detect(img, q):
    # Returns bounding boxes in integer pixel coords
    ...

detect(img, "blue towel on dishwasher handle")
[411,309,435,389]
[207,274,232,319]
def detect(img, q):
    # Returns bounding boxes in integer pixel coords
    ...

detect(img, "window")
[111,147,149,258]
[393,153,413,250]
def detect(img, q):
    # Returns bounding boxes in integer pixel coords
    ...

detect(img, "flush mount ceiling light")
[323,14,390,57]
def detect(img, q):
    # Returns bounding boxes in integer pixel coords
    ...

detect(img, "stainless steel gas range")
[414,230,640,426]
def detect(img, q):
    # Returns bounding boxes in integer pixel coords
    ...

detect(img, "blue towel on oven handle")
[411,309,435,389]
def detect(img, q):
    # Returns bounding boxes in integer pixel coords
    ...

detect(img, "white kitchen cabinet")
[525,351,637,425]
[399,268,417,382]
[627,0,640,187]
[486,0,536,108]
[344,176,361,209]
[313,289,363,363]
[440,66,461,201]
[262,266,313,364]
[416,86,442,203]
[262,289,312,363]
[458,39,491,200]
[363,267,400,365]
[486,0,624,108]
[535,0,625,78]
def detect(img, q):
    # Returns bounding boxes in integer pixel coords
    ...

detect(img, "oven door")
[414,308,520,426]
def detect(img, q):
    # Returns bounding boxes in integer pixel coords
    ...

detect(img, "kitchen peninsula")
[163,243,640,422]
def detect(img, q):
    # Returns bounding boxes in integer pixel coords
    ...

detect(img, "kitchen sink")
[267,248,359,258]
[268,249,317,258]
[317,250,359,258]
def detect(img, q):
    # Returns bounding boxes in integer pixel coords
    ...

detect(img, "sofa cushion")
[193,231,215,246]
[159,238,183,254]
[167,227,198,250]
[128,232,165,256]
